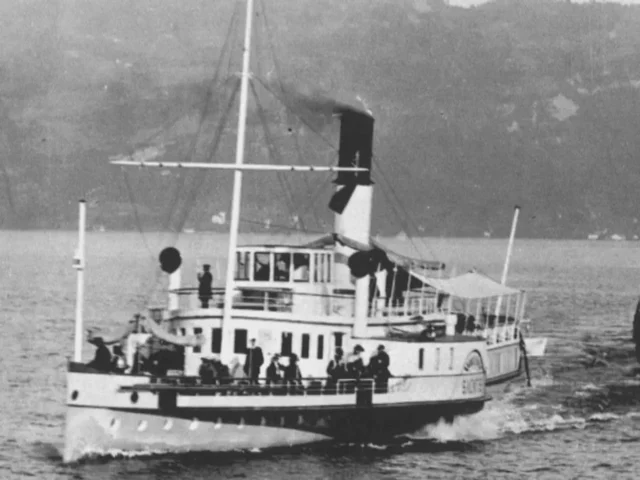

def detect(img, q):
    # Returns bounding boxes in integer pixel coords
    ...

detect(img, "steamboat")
[63,0,544,462]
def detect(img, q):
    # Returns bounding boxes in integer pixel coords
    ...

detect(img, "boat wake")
[402,376,638,446]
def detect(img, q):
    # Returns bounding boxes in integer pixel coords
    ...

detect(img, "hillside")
[2,0,640,238]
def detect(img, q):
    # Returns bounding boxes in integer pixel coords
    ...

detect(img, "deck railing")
[119,375,383,397]
[171,286,438,320]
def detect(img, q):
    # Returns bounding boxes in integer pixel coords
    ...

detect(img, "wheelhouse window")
[293,253,310,282]
[235,251,250,280]
[314,253,324,282]
[313,253,332,283]
[274,253,291,282]
[254,252,271,281]
[234,329,248,354]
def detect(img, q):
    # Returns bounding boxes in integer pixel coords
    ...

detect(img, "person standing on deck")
[266,354,283,386]
[284,353,303,393]
[347,344,366,379]
[326,347,346,392]
[197,264,213,308]
[369,345,391,393]
[633,299,640,364]
[199,357,216,385]
[86,337,112,372]
[244,338,264,384]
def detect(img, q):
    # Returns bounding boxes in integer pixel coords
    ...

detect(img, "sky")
[450,0,640,6]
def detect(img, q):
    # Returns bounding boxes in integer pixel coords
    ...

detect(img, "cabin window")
[435,347,440,371]
[293,253,310,282]
[180,328,186,336]
[281,332,293,356]
[211,328,222,354]
[235,251,250,280]
[254,252,271,281]
[193,328,203,353]
[419,348,424,370]
[333,332,344,349]
[301,334,310,359]
[274,253,291,282]
[234,329,248,354]
[317,335,324,359]
[314,254,324,282]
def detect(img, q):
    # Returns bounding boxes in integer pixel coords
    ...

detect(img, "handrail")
[171,286,354,299]
[118,375,383,396]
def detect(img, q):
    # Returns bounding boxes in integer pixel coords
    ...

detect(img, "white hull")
[63,406,332,462]
[63,363,488,462]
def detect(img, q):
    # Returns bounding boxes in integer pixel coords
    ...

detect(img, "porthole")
[71,390,79,401]
[163,419,173,431]
[137,420,148,432]
[130,392,139,404]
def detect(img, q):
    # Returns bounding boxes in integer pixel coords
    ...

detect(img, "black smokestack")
[329,108,374,214]
[335,108,374,186]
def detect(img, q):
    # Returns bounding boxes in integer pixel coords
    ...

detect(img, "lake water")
[3,231,640,479]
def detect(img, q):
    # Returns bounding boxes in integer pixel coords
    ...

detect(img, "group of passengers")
[197,338,303,393]
[326,344,391,394]
[86,334,391,396]
[86,334,184,376]
[195,341,391,395]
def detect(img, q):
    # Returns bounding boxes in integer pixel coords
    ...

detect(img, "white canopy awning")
[413,271,521,299]
[144,318,205,347]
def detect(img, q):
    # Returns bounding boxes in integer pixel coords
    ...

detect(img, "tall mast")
[73,199,86,362]
[220,0,254,361]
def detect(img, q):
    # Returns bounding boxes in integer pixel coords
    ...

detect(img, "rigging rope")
[171,78,241,235]
[253,2,321,230]
[122,170,155,260]
[120,4,242,312]
[239,217,327,236]
[162,4,240,237]
[131,71,238,312]
[249,80,309,238]
[372,155,439,263]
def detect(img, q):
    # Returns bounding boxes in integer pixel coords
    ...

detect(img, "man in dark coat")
[197,264,213,308]
[266,354,282,386]
[326,347,346,386]
[369,344,391,393]
[199,357,216,385]
[244,338,264,384]
[87,337,112,372]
